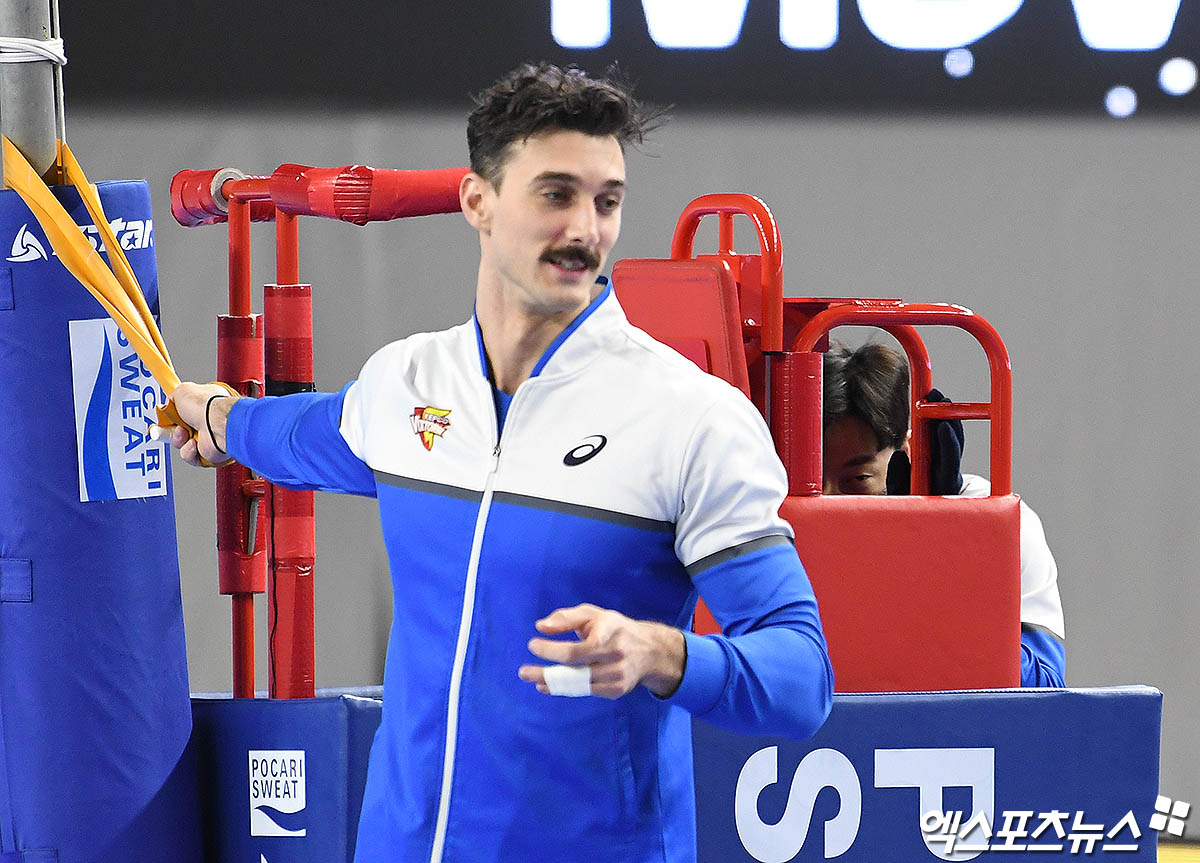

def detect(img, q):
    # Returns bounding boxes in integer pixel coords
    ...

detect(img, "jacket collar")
[471,277,623,383]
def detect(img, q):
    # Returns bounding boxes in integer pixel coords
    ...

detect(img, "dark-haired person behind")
[822,342,1066,688]
[163,63,833,862]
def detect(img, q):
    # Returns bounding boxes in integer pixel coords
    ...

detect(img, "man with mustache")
[165,63,833,862]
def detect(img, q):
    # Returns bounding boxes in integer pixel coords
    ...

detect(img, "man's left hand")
[518,603,685,699]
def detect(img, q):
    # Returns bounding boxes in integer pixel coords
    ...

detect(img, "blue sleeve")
[667,540,834,740]
[1020,627,1066,687]
[225,384,377,497]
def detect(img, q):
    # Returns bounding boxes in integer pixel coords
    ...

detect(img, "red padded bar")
[782,494,1021,692]
[366,167,467,221]
[918,401,992,420]
[269,163,466,225]
[264,285,313,382]
[216,314,264,384]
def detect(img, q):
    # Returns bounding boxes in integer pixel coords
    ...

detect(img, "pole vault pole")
[0,0,60,178]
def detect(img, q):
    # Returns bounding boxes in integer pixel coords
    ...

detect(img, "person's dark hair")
[467,62,661,184]
[822,342,909,451]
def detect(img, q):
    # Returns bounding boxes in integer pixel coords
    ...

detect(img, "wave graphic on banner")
[81,330,116,500]
[253,805,308,833]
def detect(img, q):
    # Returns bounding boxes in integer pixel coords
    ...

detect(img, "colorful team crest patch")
[411,406,452,450]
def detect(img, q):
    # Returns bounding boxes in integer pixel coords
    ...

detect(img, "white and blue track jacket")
[226,282,834,863]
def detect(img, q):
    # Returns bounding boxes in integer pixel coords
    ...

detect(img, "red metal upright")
[265,206,316,698]
[171,161,466,697]
[216,193,266,698]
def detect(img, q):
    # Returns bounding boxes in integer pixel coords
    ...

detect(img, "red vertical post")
[263,285,316,699]
[265,208,316,698]
[718,212,735,252]
[220,195,267,698]
[228,198,252,316]
[276,211,299,285]
[216,314,266,698]
[770,350,823,496]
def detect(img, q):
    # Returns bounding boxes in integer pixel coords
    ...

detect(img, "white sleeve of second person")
[959,474,1065,639]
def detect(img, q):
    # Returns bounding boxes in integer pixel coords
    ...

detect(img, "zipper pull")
[491,443,501,473]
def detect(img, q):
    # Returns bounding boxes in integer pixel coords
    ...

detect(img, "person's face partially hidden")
[822,416,896,495]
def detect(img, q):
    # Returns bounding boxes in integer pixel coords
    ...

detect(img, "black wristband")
[205,394,228,455]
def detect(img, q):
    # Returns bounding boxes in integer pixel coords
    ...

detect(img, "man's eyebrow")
[841,454,879,468]
[531,171,625,189]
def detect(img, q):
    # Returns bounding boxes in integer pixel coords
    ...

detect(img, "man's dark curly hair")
[822,342,910,451]
[467,62,661,185]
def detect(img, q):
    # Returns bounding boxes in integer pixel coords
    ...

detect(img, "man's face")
[469,129,625,318]
[822,416,895,495]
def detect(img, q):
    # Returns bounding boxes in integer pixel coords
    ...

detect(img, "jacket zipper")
[429,430,503,863]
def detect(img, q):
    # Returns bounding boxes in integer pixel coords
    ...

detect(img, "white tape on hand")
[542,664,591,697]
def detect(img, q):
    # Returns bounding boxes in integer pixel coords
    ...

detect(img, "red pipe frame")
[793,305,1013,496]
[223,182,305,697]
[666,194,1011,499]
[669,193,784,353]
[206,174,463,696]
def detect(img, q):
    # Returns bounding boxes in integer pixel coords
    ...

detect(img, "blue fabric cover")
[0,181,201,861]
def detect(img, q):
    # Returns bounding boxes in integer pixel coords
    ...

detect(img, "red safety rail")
[171,163,467,697]
[792,302,1012,496]
[667,194,784,422]
[669,193,784,352]
[624,194,1022,690]
[786,303,1019,690]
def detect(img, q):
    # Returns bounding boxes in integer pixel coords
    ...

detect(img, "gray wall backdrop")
[66,106,1197,805]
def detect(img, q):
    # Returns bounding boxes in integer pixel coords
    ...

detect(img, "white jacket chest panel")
[341,304,768,539]
[496,335,721,518]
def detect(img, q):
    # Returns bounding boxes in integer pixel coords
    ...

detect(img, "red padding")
[270,164,466,225]
[216,315,264,386]
[216,315,266,596]
[264,285,313,383]
[612,258,752,398]
[782,494,1021,692]
[170,169,226,227]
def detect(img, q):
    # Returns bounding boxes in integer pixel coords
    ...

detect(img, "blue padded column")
[0,180,201,862]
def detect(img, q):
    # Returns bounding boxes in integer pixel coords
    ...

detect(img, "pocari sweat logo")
[68,318,168,502]
[6,216,153,264]
[249,750,308,837]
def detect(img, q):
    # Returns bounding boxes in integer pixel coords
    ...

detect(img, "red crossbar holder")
[791,302,1012,495]
[172,162,467,698]
[665,195,1016,671]
[664,193,1012,498]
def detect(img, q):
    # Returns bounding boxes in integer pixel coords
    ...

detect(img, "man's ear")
[901,428,912,457]
[460,171,492,233]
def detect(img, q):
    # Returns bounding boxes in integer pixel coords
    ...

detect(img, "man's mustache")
[540,246,601,271]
